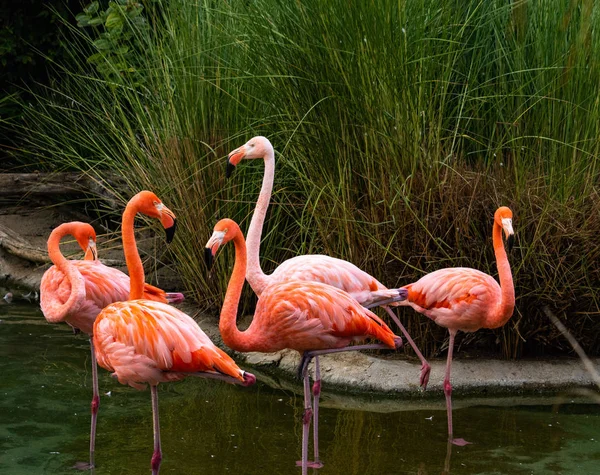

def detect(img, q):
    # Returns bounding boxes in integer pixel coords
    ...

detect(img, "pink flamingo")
[205,218,404,474]
[226,136,430,462]
[397,206,515,446]
[227,137,429,376]
[40,221,184,469]
[93,192,255,474]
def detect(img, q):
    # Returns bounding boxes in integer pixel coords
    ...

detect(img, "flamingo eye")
[155,202,164,212]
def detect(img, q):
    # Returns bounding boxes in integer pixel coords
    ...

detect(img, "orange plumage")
[94,300,245,389]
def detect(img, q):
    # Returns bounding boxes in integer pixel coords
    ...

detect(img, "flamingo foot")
[451,438,471,447]
[295,460,324,469]
[420,363,431,390]
[72,461,94,471]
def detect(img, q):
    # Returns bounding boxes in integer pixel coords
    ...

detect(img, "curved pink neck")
[121,196,145,300]
[489,221,515,328]
[219,228,257,352]
[245,145,275,295]
[46,223,86,319]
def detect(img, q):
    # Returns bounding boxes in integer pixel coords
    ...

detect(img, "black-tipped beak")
[507,234,514,252]
[165,219,177,244]
[205,247,214,270]
[226,160,236,179]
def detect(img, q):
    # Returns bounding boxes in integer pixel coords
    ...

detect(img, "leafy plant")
[76,1,148,85]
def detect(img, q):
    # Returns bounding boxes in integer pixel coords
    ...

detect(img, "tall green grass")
[10,0,600,358]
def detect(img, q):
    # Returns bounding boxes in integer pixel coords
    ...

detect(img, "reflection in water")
[443,440,452,474]
[1,303,599,474]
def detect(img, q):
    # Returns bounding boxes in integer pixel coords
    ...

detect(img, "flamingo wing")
[42,259,180,334]
[93,300,244,389]
[270,255,392,304]
[251,281,397,352]
[404,267,501,331]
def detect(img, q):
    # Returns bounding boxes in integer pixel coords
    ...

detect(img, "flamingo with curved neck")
[397,206,516,445]
[206,218,404,474]
[93,192,254,475]
[226,136,431,462]
[40,217,184,470]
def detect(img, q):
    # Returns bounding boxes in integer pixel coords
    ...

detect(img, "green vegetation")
[9,0,600,358]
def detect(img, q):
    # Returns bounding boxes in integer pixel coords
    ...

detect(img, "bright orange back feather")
[94,300,244,388]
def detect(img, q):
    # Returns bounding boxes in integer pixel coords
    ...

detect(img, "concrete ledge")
[191,310,600,405]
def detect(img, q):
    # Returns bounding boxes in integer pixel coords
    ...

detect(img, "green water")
[1,302,599,475]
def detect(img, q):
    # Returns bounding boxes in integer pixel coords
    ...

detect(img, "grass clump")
[8,0,600,358]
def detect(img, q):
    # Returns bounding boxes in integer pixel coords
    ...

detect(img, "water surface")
[1,302,599,474]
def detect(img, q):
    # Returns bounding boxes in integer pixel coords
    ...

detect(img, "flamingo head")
[72,222,97,260]
[132,191,178,243]
[494,206,514,251]
[226,136,274,178]
[204,218,241,269]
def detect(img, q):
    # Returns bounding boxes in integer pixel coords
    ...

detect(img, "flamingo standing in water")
[226,136,430,464]
[93,192,255,474]
[205,218,404,474]
[396,206,515,446]
[40,221,184,469]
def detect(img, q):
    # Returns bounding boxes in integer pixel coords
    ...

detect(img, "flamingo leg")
[443,439,453,475]
[383,306,431,389]
[74,339,99,471]
[294,340,401,470]
[151,385,162,475]
[303,339,401,364]
[311,357,323,469]
[445,330,470,446]
[300,364,312,475]
[89,338,99,469]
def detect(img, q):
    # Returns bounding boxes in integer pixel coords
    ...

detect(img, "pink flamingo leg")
[445,330,470,446]
[303,339,402,362]
[295,355,323,471]
[443,439,453,475]
[296,340,401,470]
[151,385,162,475]
[89,338,99,469]
[311,357,323,469]
[74,338,99,471]
[301,368,312,475]
[383,306,431,389]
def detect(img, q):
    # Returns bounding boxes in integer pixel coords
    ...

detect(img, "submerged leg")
[89,338,99,469]
[444,330,470,446]
[293,341,401,470]
[383,306,431,389]
[296,362,312,475]
[151,385,162,475]
[311,357,323,469]
[442,439,453,475]
[74,339,99,471]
